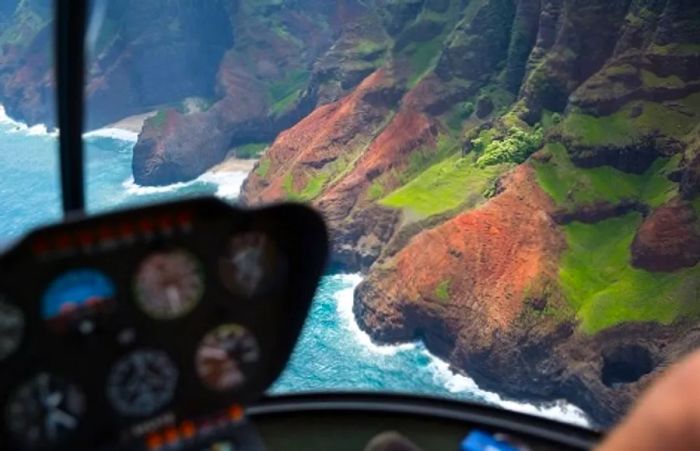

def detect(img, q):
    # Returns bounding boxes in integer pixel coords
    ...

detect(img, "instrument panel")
[0,197,328,451]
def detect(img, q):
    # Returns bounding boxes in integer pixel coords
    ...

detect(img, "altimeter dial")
[134,250,204,320]
[5,373,85,448]
[195,324,260,391]
[0,300,23,360]
[107,349,178,417]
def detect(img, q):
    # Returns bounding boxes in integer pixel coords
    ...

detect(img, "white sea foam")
[197,170,249,200]
[426,353,591,427]
[335,273,418,356]
[84,127,139,142]
[0,105,57,137]
[332,273,591,428]
[0,104,140,141]
[122,169,248,200]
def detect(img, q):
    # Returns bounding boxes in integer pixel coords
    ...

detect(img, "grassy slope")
[561,94,700,147]
[268,69,310,115]
[533,143,679,210]
[380,151,508,218]
[399,0,467,87]
[560,213,700,333]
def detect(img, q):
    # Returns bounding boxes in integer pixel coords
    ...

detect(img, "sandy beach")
[106,111,157,133]
[211,156,258,173]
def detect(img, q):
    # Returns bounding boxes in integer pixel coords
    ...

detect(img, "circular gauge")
[0,300,23,360]
[5,373,85,448]
[42,269,116,335]
[195,324,260,391]
[134,250,204,320]
[218,232,281,297]
[106,349,178,417]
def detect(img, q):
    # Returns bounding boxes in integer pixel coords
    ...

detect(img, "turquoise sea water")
[0,111,590,427]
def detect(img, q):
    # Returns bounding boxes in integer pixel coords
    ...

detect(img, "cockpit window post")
[55,0,87,216]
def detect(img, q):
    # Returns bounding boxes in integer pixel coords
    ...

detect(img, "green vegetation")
[561,111,639,147]
[267,69,310,115]
[693,197,700,217]
[282,173,295,197]
[560,213,700,333]
[434,279,451,302]
[533,143,678,210]
[297,172,332,201]
[398,0,463,87]
[234,142,269,159]
[380,152,508,218]
[540,110,562,131]
[395,133,459,187]
[404,35,445,87]
[282,170,333,202]
[444,101,475,132]
[648,42,700,56]
[476,85,516,117]
[475,126,543,167]
[354,39,384,57]
[641,70,684,89]
[255,158,271,177]
[561,95,700,147]
[367,180,386,201]
[270,89,302,116]
[147,110,168,129]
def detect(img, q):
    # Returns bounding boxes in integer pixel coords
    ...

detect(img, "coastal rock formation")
[631,198,700,272]
[242,0,700,427]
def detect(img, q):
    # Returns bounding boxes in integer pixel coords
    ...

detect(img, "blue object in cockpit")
[42,268,115,319]
[461,430,520,451]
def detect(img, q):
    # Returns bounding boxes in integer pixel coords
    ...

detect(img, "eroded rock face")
[353,166,700,426]
[242,68,449,270]
[631,198,700,272]
[242,69,402,203]
[354,165,564,345]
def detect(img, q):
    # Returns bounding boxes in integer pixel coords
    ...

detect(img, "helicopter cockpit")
[4,0,698,449]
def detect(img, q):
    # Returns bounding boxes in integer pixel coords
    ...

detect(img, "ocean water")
[0,108,590,427]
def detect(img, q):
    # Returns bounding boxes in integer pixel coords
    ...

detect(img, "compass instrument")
[196,324,261,391]
[5,373,85,449]
[106,349,178,416]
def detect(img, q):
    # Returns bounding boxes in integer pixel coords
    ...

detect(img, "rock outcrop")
[631,198,700,272]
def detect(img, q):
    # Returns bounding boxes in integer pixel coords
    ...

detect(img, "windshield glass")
[0,0,60,242]
[2,0,700,431]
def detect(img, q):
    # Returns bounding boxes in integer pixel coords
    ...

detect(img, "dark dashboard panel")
[249,393,602,451]
[0,197,328,451]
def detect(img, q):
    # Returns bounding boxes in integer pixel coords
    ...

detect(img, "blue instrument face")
[42,268,116,336]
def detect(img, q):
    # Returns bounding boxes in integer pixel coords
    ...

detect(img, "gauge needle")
[45,392,63,408]
[45,409,77,438]
[199,345,228,360]
[165,285,180,310]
